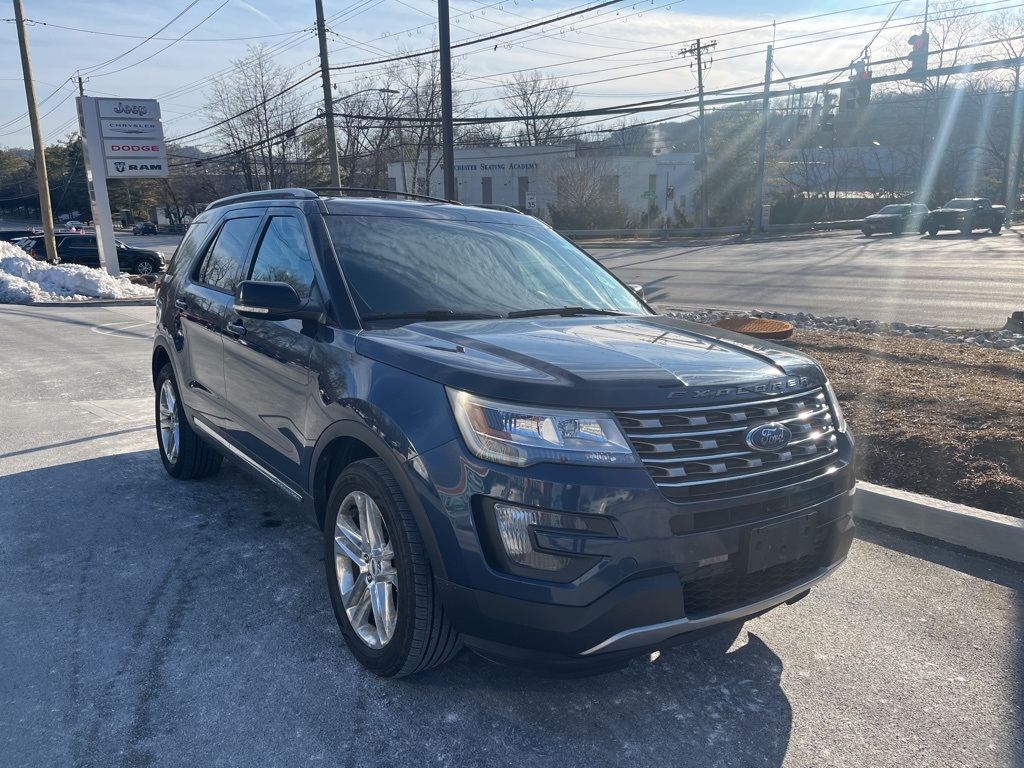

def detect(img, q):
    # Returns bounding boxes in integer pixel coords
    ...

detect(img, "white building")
[387,146,700,223]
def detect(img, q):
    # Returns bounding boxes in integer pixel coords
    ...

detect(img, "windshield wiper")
[361,309,502,323]
[506,306,628,319]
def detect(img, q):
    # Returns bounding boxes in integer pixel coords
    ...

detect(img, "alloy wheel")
[333,491,398,649]
[158,379,179,462]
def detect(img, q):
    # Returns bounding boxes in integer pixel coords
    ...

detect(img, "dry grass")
[779,330,1024,519]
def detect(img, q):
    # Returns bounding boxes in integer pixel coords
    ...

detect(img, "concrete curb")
[854,481,1024,564]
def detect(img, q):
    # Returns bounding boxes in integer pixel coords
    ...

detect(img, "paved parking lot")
[1,303,1021,767]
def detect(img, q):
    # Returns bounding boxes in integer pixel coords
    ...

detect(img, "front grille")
[615,388,841,501]
[683,553,820,617]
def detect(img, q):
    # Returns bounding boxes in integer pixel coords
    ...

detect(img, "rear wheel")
[155,364,222,479]
[928,226,939,236]
[991,222,1002,234]
[892,224,904,236]
[861,229,872,237]
[960,225,972,235]
[325,458,461,677]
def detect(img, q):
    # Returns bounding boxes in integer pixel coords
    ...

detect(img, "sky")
[0,0,957,152]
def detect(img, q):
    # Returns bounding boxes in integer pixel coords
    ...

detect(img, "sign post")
[77,97,167,276]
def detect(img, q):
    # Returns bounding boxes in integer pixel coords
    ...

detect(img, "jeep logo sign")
[96,98,161,120]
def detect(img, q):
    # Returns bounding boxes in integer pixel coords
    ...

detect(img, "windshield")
[877,205,910,214]
[325,215,649,319]
[944,199,976,209]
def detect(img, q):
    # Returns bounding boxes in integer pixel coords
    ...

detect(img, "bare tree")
[204,45,312,191]
[499,71,582,146]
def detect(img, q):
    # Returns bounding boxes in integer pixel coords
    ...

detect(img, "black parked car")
[861,203,930,236]
[18,234,165,274]
[153,188,855,677]
[133,221,159,235]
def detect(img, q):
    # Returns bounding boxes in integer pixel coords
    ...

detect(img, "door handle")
[227,320,247,337]
[174,299,188,311]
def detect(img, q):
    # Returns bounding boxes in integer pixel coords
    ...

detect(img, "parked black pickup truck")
[923,198,1006,235]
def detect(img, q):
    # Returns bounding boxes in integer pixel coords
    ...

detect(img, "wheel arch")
[311,419,449,581]
[152,342,173,388]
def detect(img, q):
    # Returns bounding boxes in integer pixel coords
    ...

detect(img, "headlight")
[447,389,641,468]
[824,379,847,433]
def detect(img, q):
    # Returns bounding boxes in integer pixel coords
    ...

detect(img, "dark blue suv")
[153,189,855,677]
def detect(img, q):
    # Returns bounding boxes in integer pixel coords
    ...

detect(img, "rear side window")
[168,221,208,275]
[248,216,316,300]
[197,216,260,293]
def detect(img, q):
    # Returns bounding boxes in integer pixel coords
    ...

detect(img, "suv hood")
[357,315,824,408]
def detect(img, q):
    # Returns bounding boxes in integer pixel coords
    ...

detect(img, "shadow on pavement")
[0,450,796,767]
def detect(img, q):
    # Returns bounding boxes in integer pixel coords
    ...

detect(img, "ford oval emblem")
[745,423,792,452]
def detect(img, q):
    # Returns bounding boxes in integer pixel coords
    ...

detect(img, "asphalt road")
[590,228,1023,329]
[1,302,1021,767]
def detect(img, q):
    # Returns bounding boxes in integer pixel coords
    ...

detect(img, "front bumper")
[412,433,856,673]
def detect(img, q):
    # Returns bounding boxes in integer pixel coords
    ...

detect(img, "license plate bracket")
[744,513,816,573]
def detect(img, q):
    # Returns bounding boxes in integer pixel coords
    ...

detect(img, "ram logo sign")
[106,159,167,178]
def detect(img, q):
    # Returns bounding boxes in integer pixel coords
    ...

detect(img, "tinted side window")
[197,216,260,293]
[168,221,209,275]
[248,216,316,300]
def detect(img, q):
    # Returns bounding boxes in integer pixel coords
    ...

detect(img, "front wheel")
[861,229,872,237]
[325,458,461,677]
[155,364,222,479]
[928,226,939,236]
[991,223,1002,234]
[133,258,157,275]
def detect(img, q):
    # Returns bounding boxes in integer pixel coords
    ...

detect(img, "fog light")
[493,503,585,571]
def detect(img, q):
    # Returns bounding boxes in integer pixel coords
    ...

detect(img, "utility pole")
[753,45,773,234]
[315,0,341,188]
[14,0,57,263]
[437,0,456,200]
[680,39,716,228]
[1003,64,1022,217]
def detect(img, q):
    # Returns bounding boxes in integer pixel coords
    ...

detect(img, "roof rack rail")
[205,188,318,211]
[309,187,460,205]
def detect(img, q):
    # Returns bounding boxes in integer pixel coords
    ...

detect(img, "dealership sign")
[77,96,170,276]
[100,118,163,138]
[83,98,168,179]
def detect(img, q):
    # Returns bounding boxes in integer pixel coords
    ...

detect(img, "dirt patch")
[779,330,1024,519]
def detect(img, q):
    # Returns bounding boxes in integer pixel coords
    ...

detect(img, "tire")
[892,224,904,236]
[324,458,462,678]
[928,226,939,236]
[960,225,972,236]
[155,364,222,479]
[861,229,872,237]
[133,258,156,275]
[991,223,1002,234]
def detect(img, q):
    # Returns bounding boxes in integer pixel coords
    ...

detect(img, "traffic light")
[908,32,929,82]
[666,185,675,199]
[840,60,872,111]
[819,92,837,132]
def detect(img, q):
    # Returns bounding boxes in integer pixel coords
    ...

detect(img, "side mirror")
[234,280,323,321]
[628,284,646,300]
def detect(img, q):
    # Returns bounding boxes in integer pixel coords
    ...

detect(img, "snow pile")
[0,242,153,304]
